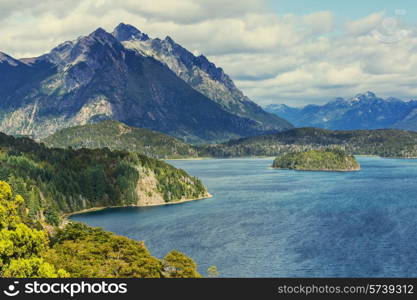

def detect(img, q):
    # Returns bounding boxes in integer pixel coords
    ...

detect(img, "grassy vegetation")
[272,149,360,171]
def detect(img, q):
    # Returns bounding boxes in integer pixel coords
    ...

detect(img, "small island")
[272,149,360,172]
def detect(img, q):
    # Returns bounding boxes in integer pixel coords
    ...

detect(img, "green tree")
[163,250,201,278]
[0,181,68,277]
[207,266,219,278]
[45,223,164,278]
[3,258,68,278]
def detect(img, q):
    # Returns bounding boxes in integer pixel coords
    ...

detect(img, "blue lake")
[70,157,417,277]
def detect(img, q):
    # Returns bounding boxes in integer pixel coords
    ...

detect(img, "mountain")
[112,23,292,132]
[0,25,292,144]
[43,120,198,159]
[198,127,417,158]
[392,107,417,131]
[264,92,417,131]
[0,131,209,225]
[263,104,301,122]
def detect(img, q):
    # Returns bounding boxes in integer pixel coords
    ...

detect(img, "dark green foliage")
[272,149,360,171]
[43,120,199,159]
[0,132,208,223]
[198,127,417,158]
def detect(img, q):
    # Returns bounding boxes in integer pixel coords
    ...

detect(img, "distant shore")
[166,157,209,161]
[63,193,213,218]
[170,155,417,160]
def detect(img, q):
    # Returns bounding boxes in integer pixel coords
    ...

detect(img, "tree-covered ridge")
[42,120,198,159]
[46,223,201,278]
[198,128,417,158]
[272,149,360,171]
[0,132,208,225]
[0,181,201,278]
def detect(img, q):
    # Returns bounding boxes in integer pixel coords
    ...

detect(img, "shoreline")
[166,157,210,161]
[168,156,277,160]
[271,166,361,172]
[63,193,213,218]
[172,155,417,160]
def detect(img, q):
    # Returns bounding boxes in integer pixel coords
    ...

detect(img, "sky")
[1,0,417,106]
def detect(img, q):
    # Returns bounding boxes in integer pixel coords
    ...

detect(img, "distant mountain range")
[264,92,417,131]
[0,24,292,144]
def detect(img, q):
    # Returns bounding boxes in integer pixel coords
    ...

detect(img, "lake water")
[71,157,417,277]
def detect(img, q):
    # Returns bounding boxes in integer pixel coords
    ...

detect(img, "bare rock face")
[0,25,292,143]
[136,167,166,206]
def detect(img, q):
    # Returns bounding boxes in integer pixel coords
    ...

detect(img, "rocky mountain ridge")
[265,92,417,131]
[0,25,292,143]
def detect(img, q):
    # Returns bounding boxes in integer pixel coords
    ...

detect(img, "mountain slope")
[0,27,292,144]
[113,23,292,132]
[265,92,417,131]
[42,120,198,159]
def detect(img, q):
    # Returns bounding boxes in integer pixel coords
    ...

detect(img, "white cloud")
[303,11,334,34]
[0,1,416,106]
[345,12,385,36]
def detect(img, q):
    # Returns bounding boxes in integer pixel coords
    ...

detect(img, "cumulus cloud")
[345,12,385,36]
[302,11,334,34]
[0,1,416,106]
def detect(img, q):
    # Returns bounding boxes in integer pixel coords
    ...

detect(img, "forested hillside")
[0,132,208,225]
[198,128,417,158]
[43,120,198,159]
[0,181,201,278]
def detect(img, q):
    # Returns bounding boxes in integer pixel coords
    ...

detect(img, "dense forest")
[0,181,201,278]
[42,123,417,160]
[0,132,208,226]
[198,128,417,158]
[43,120,198,159]
[272,149,360,171]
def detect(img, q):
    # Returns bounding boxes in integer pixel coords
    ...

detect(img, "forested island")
[272,149,360,172]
